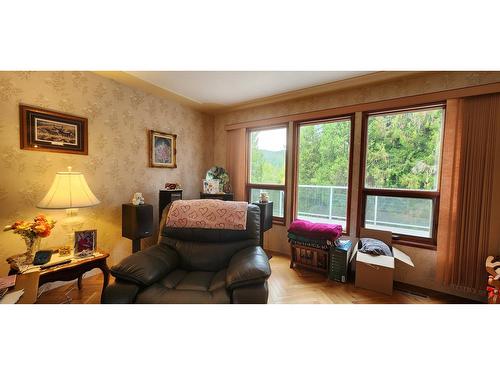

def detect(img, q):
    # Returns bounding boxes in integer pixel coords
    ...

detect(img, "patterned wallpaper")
[0,71,214,275]
[1,71,498,299]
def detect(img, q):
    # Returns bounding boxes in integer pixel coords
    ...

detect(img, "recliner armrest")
[101,279,140,304]
[226,246,271,290]
[110,244,179,287]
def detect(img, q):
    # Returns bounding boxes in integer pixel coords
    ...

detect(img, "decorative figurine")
[486,255,500,304]
[132,192,145,205]
[57,245,72,256]
[259,192,269,203]
[164,182,180,190]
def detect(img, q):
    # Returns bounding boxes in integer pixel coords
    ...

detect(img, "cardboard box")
[352,228,414,295]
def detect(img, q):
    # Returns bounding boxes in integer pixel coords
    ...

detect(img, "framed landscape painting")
[19,105,88,155]
[149,130,177,168]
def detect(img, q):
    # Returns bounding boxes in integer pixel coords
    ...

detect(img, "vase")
[23,236,41,265]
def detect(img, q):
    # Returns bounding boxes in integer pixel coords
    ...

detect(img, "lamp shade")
[37,167,100,209]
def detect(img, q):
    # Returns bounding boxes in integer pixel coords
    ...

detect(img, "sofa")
[102,203,271,303]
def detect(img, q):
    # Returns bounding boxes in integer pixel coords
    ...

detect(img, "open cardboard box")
[351,228,414,295]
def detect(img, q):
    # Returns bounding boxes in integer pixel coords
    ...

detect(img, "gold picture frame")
[149,130,177,168]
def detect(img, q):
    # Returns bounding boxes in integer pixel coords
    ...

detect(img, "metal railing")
[296,185,431,237]
[250,184,432,237]
[250,189,285,217]
[297,185,347,222]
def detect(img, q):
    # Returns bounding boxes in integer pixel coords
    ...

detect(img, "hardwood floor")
[36,273,106,304]
[35,252,474,304]
[268,253,473,303]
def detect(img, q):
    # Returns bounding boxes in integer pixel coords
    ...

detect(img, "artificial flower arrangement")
[4,214,56,264]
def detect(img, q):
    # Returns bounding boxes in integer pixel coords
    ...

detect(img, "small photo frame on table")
[74,230,97,258]
[149,130,177,168]
[202,179,220,194]
[19,105,88,155]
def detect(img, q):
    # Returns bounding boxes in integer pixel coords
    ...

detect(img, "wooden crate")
[289,243,329,274]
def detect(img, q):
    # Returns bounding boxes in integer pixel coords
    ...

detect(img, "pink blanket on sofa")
[165,199,248,230]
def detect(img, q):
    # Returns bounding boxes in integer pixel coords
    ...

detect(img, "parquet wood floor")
[35,252,474,304]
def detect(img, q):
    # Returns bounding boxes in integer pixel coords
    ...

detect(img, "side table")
[8,252,110,303]
[12,272,40,304]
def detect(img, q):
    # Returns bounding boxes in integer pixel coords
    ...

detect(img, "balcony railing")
[296,185,431,237]
[249,184,432,237]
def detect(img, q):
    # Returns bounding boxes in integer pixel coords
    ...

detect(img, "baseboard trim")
[269,251,482,303]
[393,281,480,304]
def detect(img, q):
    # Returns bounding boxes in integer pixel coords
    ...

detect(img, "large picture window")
[247,126,287,222]
[295,116,353,232]
[360,105,445,246]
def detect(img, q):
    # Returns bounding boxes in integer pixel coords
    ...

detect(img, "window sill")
[393,238,436,251]
[272,218,286,226]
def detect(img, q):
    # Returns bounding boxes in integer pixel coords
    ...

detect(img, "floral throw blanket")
[165,199,248,230]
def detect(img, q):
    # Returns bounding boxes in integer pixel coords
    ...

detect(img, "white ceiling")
[126,71,374,106]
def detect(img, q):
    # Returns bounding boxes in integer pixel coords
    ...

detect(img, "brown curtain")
[437,99,463,285]
[226,128,247,201]
[437,93,500,292]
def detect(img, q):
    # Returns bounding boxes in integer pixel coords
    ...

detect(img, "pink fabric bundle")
[288,219,342,242]
[165,199,248,230]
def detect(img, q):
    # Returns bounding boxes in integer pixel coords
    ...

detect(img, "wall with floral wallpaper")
[0,71,214,276]
[213,71,500,300]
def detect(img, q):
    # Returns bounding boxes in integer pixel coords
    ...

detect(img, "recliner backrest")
[159,203,260,271]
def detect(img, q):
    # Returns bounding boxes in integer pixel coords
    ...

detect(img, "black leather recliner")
[102,204,271,303]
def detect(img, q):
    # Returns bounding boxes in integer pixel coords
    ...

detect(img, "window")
[247,126,287,222]
[360,105,445,245]
[295,116,353,232]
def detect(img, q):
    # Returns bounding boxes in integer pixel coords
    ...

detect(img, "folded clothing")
[289,240,330,251]
[288,219,342,242]
[287,232,332,251]
[287,232,332,246]
[358,238,393,256]
[288,239,331,251]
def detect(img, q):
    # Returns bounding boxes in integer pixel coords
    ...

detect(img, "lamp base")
[60,208,84,249]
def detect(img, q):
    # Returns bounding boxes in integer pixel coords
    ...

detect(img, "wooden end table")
[8,252,110,303]
[12,272,40,304]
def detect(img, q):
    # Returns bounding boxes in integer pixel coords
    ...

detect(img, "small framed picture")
[74,230,97,257]
[149,130,177,168]
[203,179,220,194]
[20,105,88,155]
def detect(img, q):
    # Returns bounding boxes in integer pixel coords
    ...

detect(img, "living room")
[1,2,499,375]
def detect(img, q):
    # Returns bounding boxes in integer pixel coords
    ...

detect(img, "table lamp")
[37,166,100,247]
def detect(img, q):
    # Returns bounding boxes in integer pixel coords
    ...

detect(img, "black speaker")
[159,189,182,222]
[122,203,153,252]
